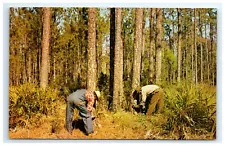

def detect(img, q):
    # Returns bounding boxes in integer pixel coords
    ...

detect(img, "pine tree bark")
[149,8,155,83]
[155,8,162,84]
[87,8,97,91]
[109,8,115,111]
[119,10,124,108]
[194,9,198,84]
[199,10,203,83]
[132,8,143,90]
[40,7,51,89]
[177,8,182,83]
[191,9,195,83]
[205,23,209,83]
[209,14,214,85]
[141,10,146,82]
[27,49,32,83]
[113,8,122,111]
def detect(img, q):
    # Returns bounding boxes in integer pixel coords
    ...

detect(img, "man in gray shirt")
[66,89,100,135]
[132,85,164,116]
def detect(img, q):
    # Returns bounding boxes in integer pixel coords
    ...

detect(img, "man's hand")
[91,108,102,128]
[140,101,145,109]
[132,104,142,109]
[91,108,96,119]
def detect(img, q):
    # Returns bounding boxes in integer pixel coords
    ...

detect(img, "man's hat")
[94,91,101,100]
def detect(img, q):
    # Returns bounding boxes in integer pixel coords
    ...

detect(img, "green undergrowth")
[9,83,63,128]
[9,82,216,139]
[162,83,216,139]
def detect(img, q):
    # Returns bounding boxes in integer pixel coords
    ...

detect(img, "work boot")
[86,130,97,136]
[66,124,73,135]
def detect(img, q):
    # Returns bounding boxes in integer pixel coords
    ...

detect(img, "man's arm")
[86,91,95,112]
[141,90,147,103]
[132,100,143,113]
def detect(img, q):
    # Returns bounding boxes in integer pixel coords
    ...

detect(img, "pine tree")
[149,8,155,83]
[132,8,143,90]
[194,8,198,84]
[177,8,182,83]
[113,8,122,111]
[87,8,97,91]
[40,7,51,89]
[155,8,162,84]
[109,8,115,111]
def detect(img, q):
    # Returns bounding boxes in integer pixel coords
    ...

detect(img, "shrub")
[162,83,216,139]
[9,83,61,128]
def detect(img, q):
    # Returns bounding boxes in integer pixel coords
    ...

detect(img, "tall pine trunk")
[177,8,182,83]
[209,18,214,85]
[199,10,203,83]
[149,8,155,83]
[87,8,97,91]
[109,8,115,111]
[132,8,143,90]
[205,23,209,83]
[194,9,198,84]
[27,49,32,83]
[155,8,162,84]
[191,9,195,83]
[141,10,146,83]
[113,8,122,111]
[119,10,124,108]
[40,7,51,89]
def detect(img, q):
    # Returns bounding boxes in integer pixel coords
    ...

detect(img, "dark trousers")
[66,101,93,135]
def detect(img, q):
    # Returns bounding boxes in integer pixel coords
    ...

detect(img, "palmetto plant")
[163,83,216,139]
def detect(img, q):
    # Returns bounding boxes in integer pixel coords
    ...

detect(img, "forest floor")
[8,103,170,140]
[8,103,214,140]
[8,84,216,140]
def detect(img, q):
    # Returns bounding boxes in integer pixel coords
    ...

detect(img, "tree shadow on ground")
[72,119,86,134]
